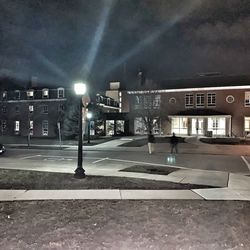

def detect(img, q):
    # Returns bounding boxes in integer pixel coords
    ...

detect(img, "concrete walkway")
[1,136,250,201]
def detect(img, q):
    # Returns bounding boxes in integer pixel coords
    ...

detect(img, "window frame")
[196,93,205,108]
[57,88,65,98]
[27,89,34,100]
[42,88,49,99]
[207,93,216,107]
[185,93,194,108]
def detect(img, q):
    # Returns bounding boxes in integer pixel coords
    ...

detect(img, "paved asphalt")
[1,136,250,201]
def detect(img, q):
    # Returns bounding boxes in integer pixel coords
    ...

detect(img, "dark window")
[43,105,48,114]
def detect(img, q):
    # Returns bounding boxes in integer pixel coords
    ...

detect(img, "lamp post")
[74,82,87,178]
[86,112,92,144]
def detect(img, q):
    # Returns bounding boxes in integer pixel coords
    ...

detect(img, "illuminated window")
[42,120,48,136]
[185,94,193,108]
[27,90,34,99]
[208,117,225,136]
[42,88,49,98]
[244,117,250,133]
[29,105,34,113]
[196,93,205,107]
[30,120,34,135]
[245,92,250,106]
[171,117,188,135]
[207,93,216,107]
[14,121,20,132]
[2,91,7,100]
[153,95,161,109]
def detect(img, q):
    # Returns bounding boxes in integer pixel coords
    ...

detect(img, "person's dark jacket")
[148,134,155,143]
[170,135,178,144]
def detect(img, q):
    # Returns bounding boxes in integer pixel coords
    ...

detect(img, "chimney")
[31,76,38,88]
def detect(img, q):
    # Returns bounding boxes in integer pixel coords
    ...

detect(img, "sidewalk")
[1,136,250,201]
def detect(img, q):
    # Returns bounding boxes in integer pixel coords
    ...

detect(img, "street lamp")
[74,82,87,178]
[86,112,92,144]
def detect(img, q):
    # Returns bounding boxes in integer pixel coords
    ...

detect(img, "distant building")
[0,80,125,138]
[126,78,250,137]
[0,86,68,137]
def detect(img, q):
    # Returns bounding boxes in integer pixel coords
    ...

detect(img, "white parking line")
[20,155,42,160]
[92,157,109,164]
[105,158,187,169]
[241,156,250,171]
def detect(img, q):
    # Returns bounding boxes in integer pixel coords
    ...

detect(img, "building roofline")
[127,85,250,94]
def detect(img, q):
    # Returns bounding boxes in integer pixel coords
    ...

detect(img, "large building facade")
[0,87,68,137]
[111,83,250,137]
[0,83,126,138]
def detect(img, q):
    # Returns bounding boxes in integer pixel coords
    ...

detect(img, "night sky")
[0,0,250,90]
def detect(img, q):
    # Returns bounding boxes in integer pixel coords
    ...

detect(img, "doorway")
[191,118,204,135]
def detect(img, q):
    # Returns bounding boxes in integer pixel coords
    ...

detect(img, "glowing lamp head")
[87,112,92,119]
[74,82,87,95]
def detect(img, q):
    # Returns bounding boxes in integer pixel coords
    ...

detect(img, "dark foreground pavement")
[0,200,249,250]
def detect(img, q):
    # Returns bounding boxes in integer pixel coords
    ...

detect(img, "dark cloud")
[0,0,249,89]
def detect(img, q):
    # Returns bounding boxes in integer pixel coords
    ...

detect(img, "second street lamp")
[74,82,87,178]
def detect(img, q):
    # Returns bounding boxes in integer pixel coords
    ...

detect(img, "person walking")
[147,131,155,154]
[170,132,178,154]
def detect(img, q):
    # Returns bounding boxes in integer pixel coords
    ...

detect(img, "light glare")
[74,82,87,95]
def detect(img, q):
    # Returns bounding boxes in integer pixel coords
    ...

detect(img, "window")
[107,98,111,106]
[196,93,205,107]
[185,94,194,108]
[144,95,152,109]
[245,117,250,130]
[57,88,65,98]
[2,106,7,113]
[153,95,161,109]
[14,90,21,100]
[42,88,49,98]
[43,105,48,114]
[207,93,216,107]
[58,104,64,112]
[27,90,34,99]
[208,117,226,136]
[42,120,48,136]
[245,92,250,107]
[1,120,7,131]
[171,117,188,135]
[134,95,143,109]
[15,106,20,113]
[2,91,7,101]
[29,105,34,113]
[14,121,20,132]
[169,97,176,104]
[29,120,34,135]
[226,95,235,104]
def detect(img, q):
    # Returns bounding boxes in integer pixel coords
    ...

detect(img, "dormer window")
[14,90,21,100]
[42,88,49,98]
[107,98,111,106]
[27,89,34,99]
[57,88,64,98]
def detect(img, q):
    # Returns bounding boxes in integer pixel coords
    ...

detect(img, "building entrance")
[191,118,204,135]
